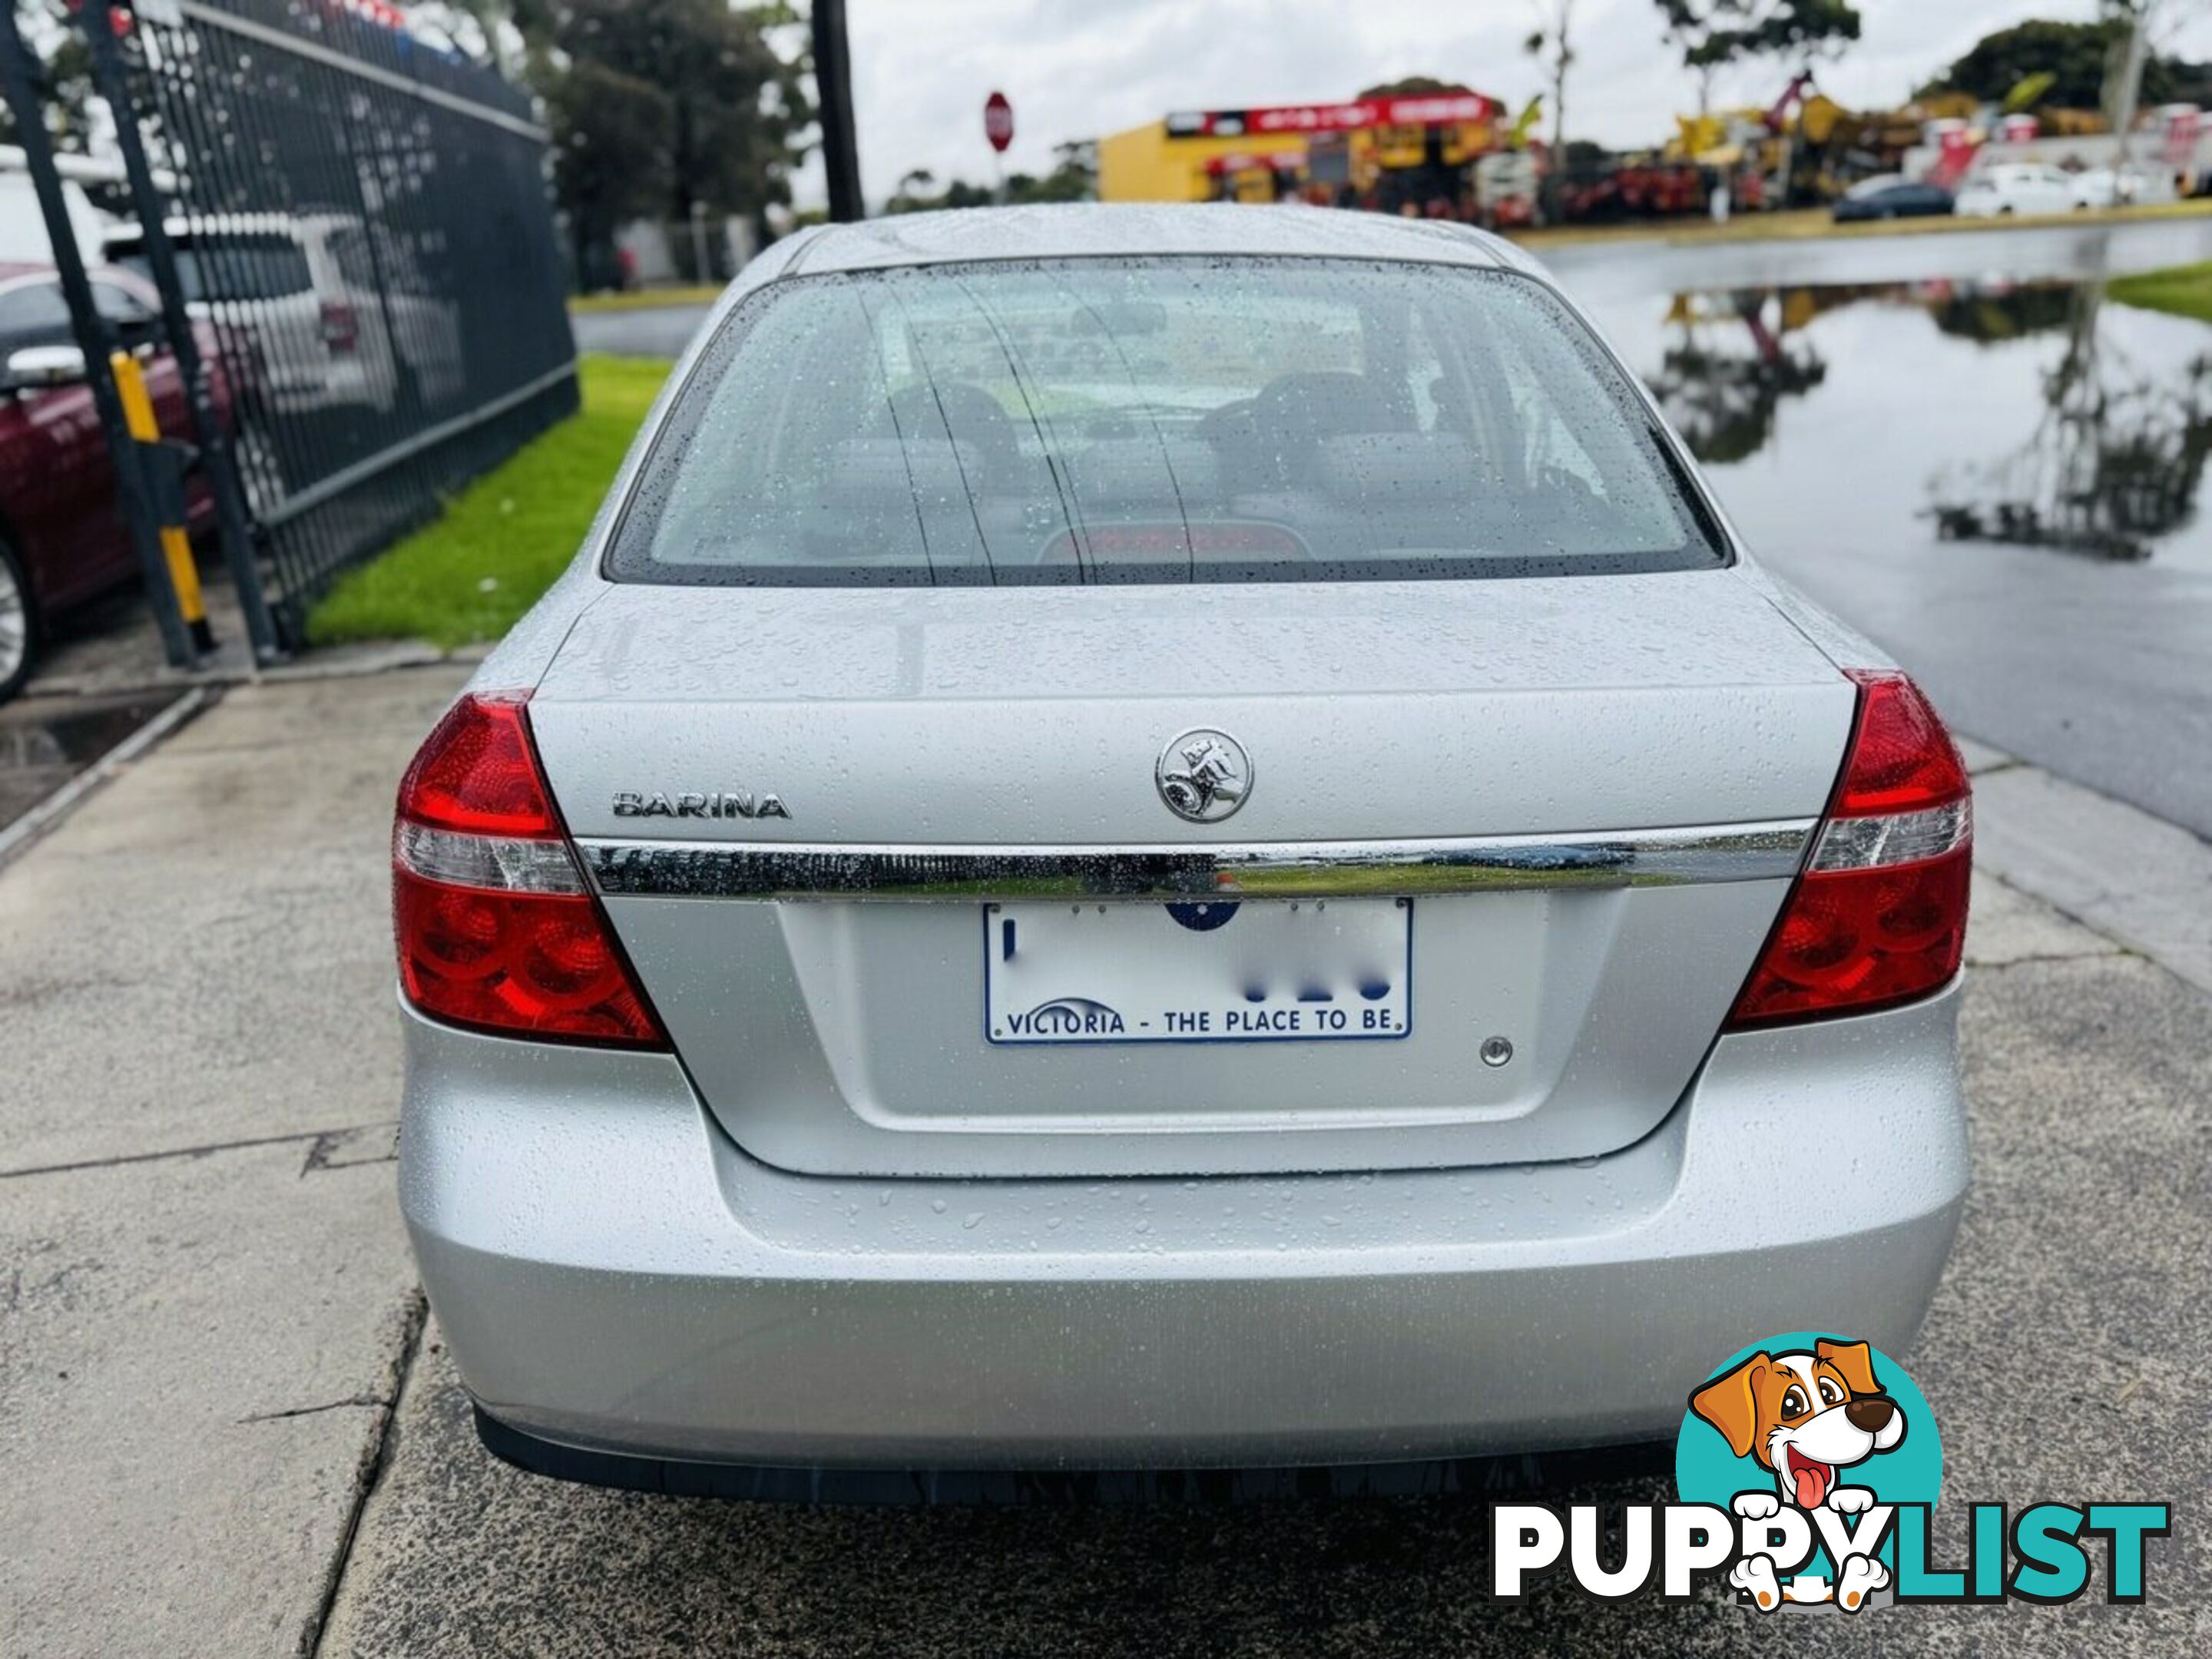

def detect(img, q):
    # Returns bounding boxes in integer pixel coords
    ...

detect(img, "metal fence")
[5,0,576,659]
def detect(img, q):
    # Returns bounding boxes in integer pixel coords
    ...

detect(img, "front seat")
[1238,372,1408,490]
[877,381,1018,476]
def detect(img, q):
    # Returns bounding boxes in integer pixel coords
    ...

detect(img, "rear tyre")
[0,537,35,704]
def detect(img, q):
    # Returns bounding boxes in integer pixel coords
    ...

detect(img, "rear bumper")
[399,982,1967,1473]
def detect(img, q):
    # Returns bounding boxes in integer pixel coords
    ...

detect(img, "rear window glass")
[607,257,1724,587]
[119,234,313,302]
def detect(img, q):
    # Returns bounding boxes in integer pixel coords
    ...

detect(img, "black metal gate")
[2,0,577,662]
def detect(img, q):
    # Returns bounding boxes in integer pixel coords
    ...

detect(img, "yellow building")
[1098,121,1310,202]
[1100,98,1502,205]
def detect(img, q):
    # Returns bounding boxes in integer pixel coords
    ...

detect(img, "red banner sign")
[1202,151,1307,176]
[1167,94,1498,139]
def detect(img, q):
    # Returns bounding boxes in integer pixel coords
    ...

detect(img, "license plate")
[985,898,1411,1045]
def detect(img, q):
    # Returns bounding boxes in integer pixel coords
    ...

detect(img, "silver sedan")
[392,205,1971,1492]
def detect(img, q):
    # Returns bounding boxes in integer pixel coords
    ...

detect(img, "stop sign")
[984,90,1014,154]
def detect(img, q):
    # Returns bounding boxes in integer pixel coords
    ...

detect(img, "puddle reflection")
[1594,275,2212,570]
[0,694,173,831]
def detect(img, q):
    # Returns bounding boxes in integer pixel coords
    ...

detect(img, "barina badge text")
[612,790,790,820]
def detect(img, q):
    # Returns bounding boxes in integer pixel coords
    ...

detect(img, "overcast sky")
[797,0,2212,207]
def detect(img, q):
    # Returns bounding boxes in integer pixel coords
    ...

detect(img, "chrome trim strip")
[577,820,1817,902]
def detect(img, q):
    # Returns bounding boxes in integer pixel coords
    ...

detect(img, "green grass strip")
[307,355,672,650]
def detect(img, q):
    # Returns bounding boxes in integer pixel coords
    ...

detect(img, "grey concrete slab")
[18,571,457,701]
[1966,869,2121,968]
[319,951,2207,1657]
[0,668,467,1172]
[23,572,260,700]
[1953,736,2017,777]
[0,1144,417,1659]
[1973,764,2212,996]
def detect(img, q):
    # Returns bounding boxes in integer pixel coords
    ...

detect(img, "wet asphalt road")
[575,215,2212,838]
[574,298,716,359]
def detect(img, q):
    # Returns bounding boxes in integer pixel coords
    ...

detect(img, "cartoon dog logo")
[1689,1338,1907,1612]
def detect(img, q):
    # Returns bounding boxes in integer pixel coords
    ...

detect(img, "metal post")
[111,350,214,652]
[79,0,286,664]
[813,0,864,222]
[0,5,195,669]
[688,198,711,282]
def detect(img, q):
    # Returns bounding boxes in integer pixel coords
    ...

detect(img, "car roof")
[773,202,1531,279]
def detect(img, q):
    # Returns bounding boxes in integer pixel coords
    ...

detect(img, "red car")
[0,261,233,699]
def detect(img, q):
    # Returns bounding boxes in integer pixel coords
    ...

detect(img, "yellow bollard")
[109,350,214,653]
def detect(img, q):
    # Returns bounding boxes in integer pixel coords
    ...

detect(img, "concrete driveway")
[2,665,2206,1655]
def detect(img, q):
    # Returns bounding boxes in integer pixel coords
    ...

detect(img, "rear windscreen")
[119,236,313,302]
[607,257,1725,587]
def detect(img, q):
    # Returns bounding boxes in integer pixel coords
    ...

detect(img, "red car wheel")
[0,536,34,702]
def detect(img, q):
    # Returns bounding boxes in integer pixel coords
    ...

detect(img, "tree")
[885,167,937,213]
[0,2,93,150]
[1919,18,2191,111]
[1012,139,1097,204]
[1656,0,1861,82]
[546,55,671,286]
[545,1,806,222]
[882,141,1095,215]
[515,1,808,283]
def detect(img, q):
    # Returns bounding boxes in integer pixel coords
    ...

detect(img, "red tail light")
[1727,671,1972,1027]
[320,299,359,353]
[393,692,664,1047]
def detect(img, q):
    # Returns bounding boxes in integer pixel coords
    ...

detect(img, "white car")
[1953,164,2076,218]
[0,169,110,266]
[102,211,461,416]
[391,204,1974,1494]
[2069,166,2175,210]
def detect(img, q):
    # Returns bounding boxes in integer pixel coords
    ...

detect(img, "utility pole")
[1526,0,1575,224]
[813,0,864,222]
[2104,1,2155,174]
